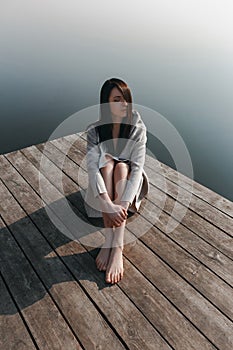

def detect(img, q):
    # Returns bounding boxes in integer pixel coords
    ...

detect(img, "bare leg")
[95,159,115,271]
[105,162,129,284]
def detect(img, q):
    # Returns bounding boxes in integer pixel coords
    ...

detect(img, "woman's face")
[109,87,128,120]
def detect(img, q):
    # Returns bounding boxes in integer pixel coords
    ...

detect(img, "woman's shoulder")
[132,109,146,129]
[85,119,100,132]
[132,109,139,119]
[85,120,101,145]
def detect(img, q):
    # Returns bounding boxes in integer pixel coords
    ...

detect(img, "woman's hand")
[103,202,128,226]
[120,201,130,211]
[99,193,129,226]
[102,212,115,228]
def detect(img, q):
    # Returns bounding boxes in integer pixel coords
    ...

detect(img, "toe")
[99,264,104,271]
[105,272,111,283]
[100,264,104,271]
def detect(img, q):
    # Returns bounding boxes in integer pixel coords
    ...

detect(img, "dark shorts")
[113,158,131,170]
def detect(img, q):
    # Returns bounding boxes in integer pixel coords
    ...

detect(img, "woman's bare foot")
[96,246,112,271]
[105,246,124,284]
[96,227,114,271]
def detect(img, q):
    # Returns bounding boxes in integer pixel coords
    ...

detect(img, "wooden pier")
[0,132,232,350]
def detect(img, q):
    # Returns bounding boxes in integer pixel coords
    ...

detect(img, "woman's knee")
[100,158,115,175]
[114,162,130,177]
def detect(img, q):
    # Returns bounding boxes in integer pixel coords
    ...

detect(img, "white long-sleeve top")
[84,109,149,217]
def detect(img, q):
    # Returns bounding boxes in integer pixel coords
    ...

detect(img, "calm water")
[1,1,232,202]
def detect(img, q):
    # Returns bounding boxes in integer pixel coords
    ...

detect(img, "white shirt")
[84,109,149,217]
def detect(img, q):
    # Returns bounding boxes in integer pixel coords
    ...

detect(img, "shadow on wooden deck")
[0,132,233,349]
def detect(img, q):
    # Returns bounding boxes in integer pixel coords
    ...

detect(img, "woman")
[84,78,149,284]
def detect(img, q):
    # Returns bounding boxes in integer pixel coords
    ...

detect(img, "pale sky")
[1,0,233,52]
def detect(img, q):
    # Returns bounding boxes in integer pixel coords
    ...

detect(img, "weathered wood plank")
[144,165,233,235]
[26,139,232,344]
[0,182,82,350]
[141,200,233,285]
[2,152,171,349]
[113,260,216,350]
[0,256,37,350]
[144,154,233,218]
[121,236,233,350]
[128,214,233,320]
[146,186,233,260]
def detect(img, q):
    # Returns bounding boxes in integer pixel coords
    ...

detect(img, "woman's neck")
[112,121,120,130]
[111,114,122,124]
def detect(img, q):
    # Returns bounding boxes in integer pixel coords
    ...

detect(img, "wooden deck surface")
[0,132,233,350]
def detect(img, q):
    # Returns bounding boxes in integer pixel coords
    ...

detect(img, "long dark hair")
[97,78,133,145]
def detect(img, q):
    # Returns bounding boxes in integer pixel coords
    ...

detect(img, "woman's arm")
[99,193,128,225]
[86,125,108,197]
[121,126,147,205]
